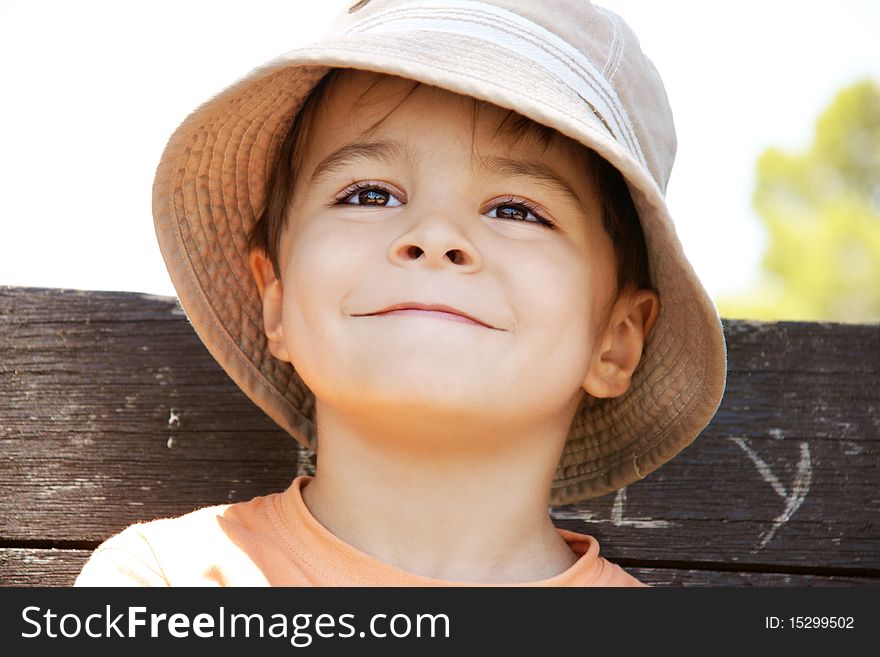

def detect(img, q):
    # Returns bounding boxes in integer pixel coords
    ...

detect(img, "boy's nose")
[387,212,483,272]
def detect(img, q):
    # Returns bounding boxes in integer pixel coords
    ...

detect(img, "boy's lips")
[353,302,503,330]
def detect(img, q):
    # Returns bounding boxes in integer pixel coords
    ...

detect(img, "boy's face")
[257,70,625,429]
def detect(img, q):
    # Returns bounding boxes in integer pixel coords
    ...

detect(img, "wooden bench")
[2,286,878,586]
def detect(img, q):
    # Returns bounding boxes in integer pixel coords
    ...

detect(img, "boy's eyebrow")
[307,139,413,186]
[477,155,585,210]
[307,140,585,212]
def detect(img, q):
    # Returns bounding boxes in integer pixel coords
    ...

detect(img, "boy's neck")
[299,399,581,583]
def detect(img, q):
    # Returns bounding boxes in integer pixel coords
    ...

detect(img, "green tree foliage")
[717,79,880,322]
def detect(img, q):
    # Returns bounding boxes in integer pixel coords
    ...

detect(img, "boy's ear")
[582,288,661,399]
[248,249,292,363]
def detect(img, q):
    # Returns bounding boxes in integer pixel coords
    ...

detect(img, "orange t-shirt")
[75,475,645,587]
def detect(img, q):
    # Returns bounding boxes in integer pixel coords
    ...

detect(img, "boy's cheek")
[276,252,359,377]
[518,260,597,369]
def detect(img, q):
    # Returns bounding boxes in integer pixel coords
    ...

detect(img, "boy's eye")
[333,184,555,229]
[336,182,403,207]
[486,198,556,228]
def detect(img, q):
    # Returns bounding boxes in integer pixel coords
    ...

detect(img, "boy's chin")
[316,378,558,429]
[341,378,499,412]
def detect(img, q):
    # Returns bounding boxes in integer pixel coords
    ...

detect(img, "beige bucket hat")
[152,0,727,505]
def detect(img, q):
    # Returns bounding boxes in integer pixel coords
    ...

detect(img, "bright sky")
[2,1,878,300]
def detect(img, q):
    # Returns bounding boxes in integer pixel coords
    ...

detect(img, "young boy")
[76,0,726,586]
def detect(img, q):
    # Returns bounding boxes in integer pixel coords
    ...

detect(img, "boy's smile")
[352,301,503,330]
[253,69,634,430]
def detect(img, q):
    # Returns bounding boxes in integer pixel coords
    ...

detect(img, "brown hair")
[248,70,653,297]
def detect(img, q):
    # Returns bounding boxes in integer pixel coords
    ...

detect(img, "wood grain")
[2,287,878,586]
[2,549,876,588]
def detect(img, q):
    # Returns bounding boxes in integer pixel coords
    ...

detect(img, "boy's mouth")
[353,302,502,330]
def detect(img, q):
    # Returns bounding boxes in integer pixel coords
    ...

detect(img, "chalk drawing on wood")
[730,437,812,551]
[551,487,672,528]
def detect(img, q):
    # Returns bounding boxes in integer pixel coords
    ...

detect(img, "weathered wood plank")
[631,567,879,587]
[2,287,879,582]
[1,287,311,541]
[2,549,876,587]
[554,320,880,571]
[0,548,92,587]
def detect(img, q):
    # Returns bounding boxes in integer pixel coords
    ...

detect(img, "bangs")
[489,107,559,152]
